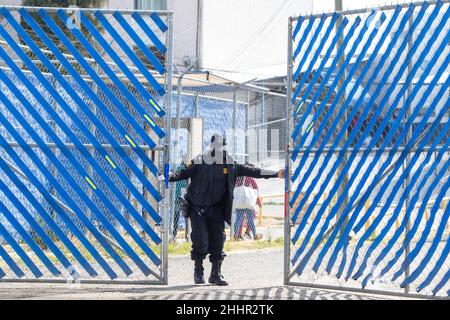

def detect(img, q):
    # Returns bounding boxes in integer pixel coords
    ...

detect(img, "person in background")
[172,163,189,240]
[233,173,262,240]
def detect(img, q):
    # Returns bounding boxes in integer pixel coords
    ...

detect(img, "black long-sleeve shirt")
[169,160,278,208]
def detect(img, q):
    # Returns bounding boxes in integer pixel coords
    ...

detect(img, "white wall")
[200,0,314,82]
[0,0,21,5]
[106,0,134,10]
[106,0,198,67]
[312,0,425,12]
[342,0,419,10]
[168,0,198,67]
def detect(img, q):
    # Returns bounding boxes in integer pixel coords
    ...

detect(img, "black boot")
[194,259,205,284]
[208,260,228,286]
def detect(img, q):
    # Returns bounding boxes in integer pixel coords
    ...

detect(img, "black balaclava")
[204,134,228,164]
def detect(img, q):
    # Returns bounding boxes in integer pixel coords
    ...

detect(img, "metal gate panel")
[0,6,173,284]
[285,0,449,297]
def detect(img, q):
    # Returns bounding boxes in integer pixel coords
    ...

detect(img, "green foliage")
[20,0,165,73]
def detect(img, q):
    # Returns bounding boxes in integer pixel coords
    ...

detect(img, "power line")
[218,0,294,69]
[201,65,286,78]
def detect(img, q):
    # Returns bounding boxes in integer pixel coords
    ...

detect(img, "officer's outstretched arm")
[236,163,285,179]
[169,162,198,182]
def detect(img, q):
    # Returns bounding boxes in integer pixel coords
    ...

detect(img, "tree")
[20,0,106,67]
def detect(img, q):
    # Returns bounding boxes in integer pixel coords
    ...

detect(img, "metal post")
[88,49,101,223]
[284,17,294,285]
[194,93,199,117]
[174,76,184,166]
[245,90,250,163]
[230,89,237,240]
[174,66,195,166]
[403,9,414,295]
[261,87,265,125]
[232,90,237,159]
[172,67,195,243]
[334,0,350,234]
[170,76,182,243]
[50,65,62,222]
[260,90,266,164]
[161,12,174,285]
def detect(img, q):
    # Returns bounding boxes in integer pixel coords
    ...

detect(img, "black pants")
[189,202,226,262]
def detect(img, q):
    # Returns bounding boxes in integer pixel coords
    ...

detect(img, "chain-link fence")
[168,74,288,242]
[168,75,246,241]
[286,1,449,297]
[248,91,287,170]
[0,6,173,283]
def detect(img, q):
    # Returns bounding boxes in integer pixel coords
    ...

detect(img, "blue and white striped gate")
[0,6,173,284]
[285,0,449,297]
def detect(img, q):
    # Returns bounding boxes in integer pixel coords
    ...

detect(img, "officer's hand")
[277,168,292,179]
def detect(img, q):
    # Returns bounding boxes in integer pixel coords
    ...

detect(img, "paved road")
[0,249,391,300]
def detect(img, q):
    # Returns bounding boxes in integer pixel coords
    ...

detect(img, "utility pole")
[196,0,203,68]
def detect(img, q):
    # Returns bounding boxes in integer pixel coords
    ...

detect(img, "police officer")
[169,134,285,286]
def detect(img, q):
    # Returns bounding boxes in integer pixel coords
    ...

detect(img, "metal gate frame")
[284,0,449,298]
[0,6,174,285]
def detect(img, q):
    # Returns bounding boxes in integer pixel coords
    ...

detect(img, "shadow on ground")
[0,283,384,300]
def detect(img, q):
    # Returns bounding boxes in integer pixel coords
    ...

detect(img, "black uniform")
[169,153,278,263]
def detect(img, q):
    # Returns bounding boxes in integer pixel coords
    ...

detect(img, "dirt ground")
[0,248,393,300]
